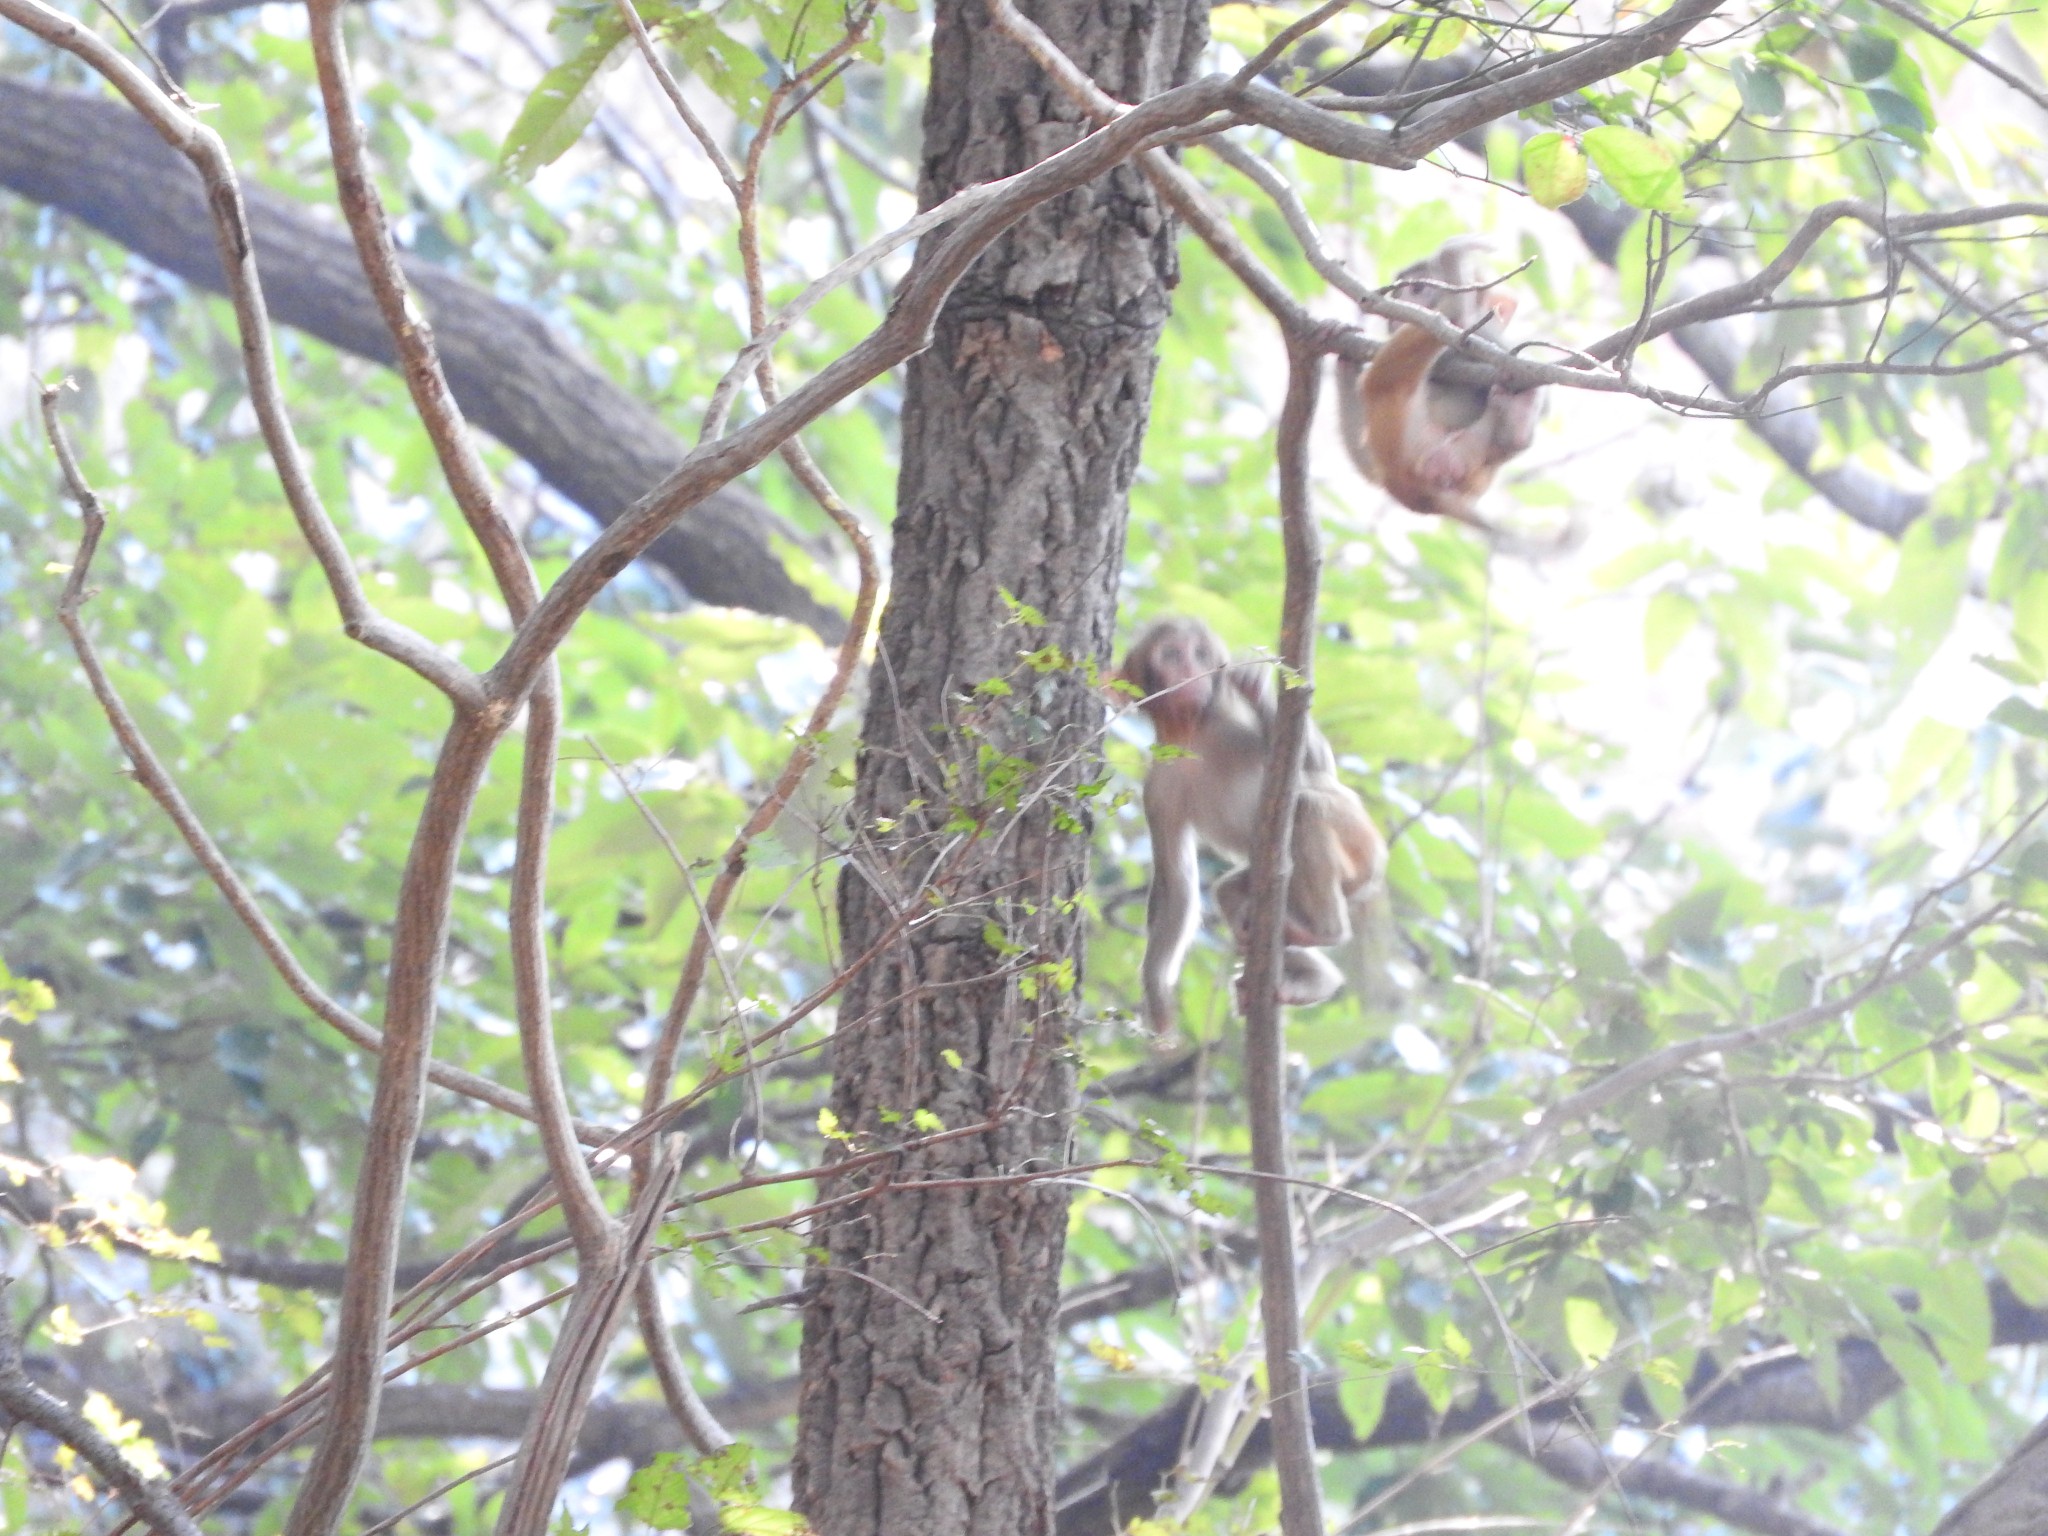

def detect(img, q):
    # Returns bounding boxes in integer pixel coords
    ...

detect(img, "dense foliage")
[3,0,2048,1532]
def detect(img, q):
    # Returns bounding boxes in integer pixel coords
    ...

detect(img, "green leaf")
[1998,1229,2048,1306]
[1642,589,1695,672]
[1440,1320,1472,1360]
[0,961,56,1024]
[1731,57,1786,117]
[193,590,275,738]
[1866,86,1927,134]
[1843,32,1899,81]
[1411,14,1469,57]
[1410,1347,1454,1411]
[1639,1354,1688,1420]
[1770,958,1819,1016]
[1990,698,2048,738]
[499,14,627,181]
[1977,653,2042,687]
[1337,1368,1389,1444]
[1570,927,1634,983]
[999,589,1047,628]
[619,1452,695,1529]
[1711,1271,1761,1329]
[720,1509,812,1535]
[1581,126,1685,212]
[1564,1296,1617,1364]
[1961,1083,2002,1140]
[1522,131,1588,208]
[1923,1262,1993,1386]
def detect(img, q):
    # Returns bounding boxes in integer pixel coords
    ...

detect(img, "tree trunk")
[792,2,1204,1531]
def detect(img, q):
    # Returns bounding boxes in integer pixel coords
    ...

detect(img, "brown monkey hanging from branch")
[1338,236,1548,540]
[1115,615,1388,1041]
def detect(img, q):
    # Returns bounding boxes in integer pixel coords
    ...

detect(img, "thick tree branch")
[1935,1412,2048,1536]
[0,78,844,638]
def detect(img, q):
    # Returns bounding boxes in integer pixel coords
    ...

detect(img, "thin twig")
[1866,0,2048,111]
[35,385,602,1140]
[0,1282,203,1536]
[0,0,483,708]
[613,0,741,194]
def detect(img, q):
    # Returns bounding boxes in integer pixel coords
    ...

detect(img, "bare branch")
[985,0,1311,327]
[36,385,609,1144]
[1865,0,2048,112]
[1203,134,1374,306]
[1582,199,2048,363]
[495,1138,682,1536]
[283,712,508,1536]
[0,1281,203,1536]
[304,1,609,1284]
[490,71,1244,711]
[306,0,539,615]
[613,0,741,195]
[1236,339,1328,1536]
[1897,245,2048,361]
[635,1267,737,1455]
[1233,0,1354,85]
[1232,0,1732,163]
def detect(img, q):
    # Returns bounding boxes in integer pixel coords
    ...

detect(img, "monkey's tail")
[1336,881,1405,1012]
[1431,500,1588,561]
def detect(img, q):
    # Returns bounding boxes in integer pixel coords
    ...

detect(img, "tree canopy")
[4,0,2048,1533]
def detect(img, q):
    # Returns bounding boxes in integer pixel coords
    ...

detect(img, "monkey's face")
[1119,619,1226,743]
[1389,240,1513,335]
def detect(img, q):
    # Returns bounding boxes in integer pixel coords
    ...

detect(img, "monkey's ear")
[1486,292,1517,324]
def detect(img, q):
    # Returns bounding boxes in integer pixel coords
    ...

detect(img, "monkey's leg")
[1212,864,1256,947]
[1215,867,1347,1011]
[1283,797,1357,949]
[1275,946,1345,1007]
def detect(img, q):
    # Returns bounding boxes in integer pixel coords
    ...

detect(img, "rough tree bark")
[790,1,1205,1531]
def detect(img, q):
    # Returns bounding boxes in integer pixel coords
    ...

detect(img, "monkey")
[1115,615,1388,1040]
[1337,236,1545,537]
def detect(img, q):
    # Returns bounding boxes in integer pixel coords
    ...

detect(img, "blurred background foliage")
[4,0,2048,1530]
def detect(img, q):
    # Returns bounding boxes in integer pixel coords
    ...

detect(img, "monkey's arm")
[1225,659,1278,719]
[1141,776,1204,1037]
[1334,355,1378,482]
[1357,322,1447,512]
